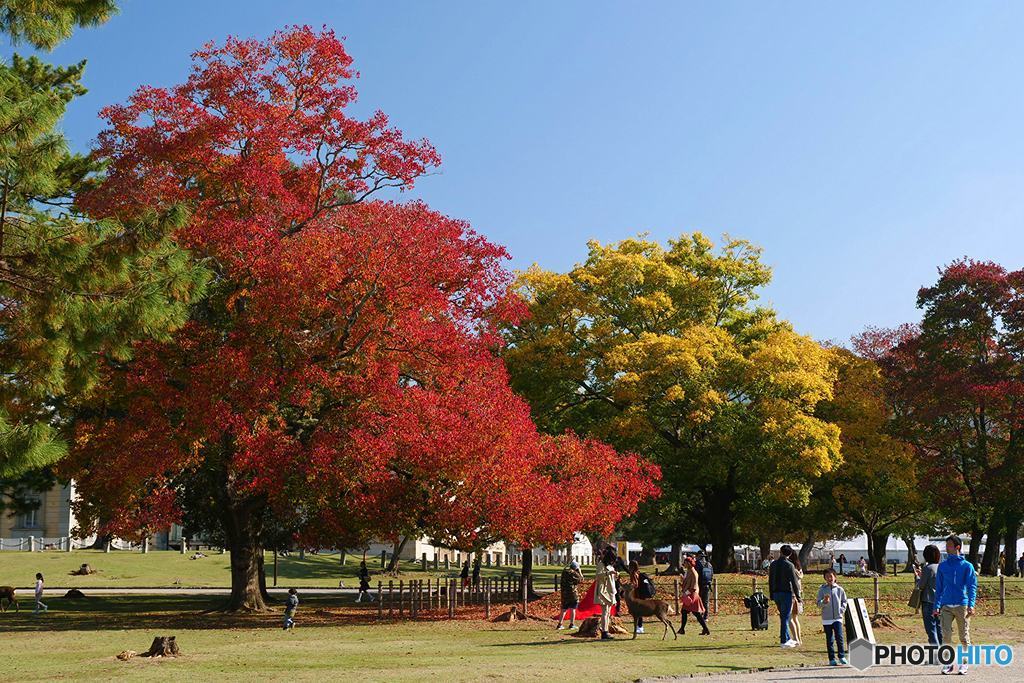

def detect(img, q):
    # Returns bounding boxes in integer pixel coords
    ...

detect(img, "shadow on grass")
[0,595,389,633]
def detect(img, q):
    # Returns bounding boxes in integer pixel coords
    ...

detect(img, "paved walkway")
[642,658,1023,682]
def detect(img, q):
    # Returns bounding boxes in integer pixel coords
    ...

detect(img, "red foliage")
[68,26,659,552]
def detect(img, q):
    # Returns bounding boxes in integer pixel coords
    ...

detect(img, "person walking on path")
[1017,552,1024,578]
[816,568,848,666]
[914,544,942,646]
[460,560,470,588]
[556,560,584,630]
[768,545,801,647]
[472,556,481,587]
[933,535,977,675]
[679,555,711,636]
[696,551,713,620]
[33,573,47,615]
[283,588,298,630]
[789,556,804,645]
[594,547,619,640]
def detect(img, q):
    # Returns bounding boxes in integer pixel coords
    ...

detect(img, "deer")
[0,586,18,612]
[619,583,677,640]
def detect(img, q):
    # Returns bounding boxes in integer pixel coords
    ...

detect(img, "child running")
[283,588,298,630]
[816,568,848,666]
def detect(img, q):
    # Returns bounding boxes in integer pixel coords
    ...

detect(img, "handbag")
[908,585,921,610]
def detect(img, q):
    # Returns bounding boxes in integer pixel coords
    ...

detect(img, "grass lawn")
[0,549,563,588]
[5,593,1022,682]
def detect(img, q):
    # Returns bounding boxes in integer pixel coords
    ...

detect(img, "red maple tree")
[68,26,659,610]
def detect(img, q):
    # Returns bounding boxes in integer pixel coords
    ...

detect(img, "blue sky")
[13,1,1024,343]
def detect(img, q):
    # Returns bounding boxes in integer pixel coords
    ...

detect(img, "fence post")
[713,576,718,615]
[1000,575,1006,615]
[873,576,880,615]
[29,536,35,552]
[388,580,394,617]
[377,581,383,620]
[398,580,404,617]
[674,577,680,615]
[522,576,528,616]
[485,578,491,618]
[142,537,149,554]
[273,551,278,586]
[410,580,417,618]
[448,579,455,618]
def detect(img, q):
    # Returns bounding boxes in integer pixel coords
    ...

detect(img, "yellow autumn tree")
[504,234,841,570]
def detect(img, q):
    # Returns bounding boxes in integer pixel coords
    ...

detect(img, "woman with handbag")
[679,555,711,635]
[914,544,942,645]
[789,556,804,645]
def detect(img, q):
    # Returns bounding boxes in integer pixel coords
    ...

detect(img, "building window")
[16,496,41,529]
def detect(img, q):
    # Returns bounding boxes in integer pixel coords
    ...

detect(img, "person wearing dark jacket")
[914,544,941,645]
[695,551,713,619]
[472,557,481,587]
[460,561,470,587]
[283,588,299,630]
[556,560,584,630]
[768,545,802,647]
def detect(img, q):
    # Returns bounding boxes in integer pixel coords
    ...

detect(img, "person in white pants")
[34,572,47,615]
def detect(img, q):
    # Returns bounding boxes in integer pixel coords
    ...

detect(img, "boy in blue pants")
[816,568,848,666]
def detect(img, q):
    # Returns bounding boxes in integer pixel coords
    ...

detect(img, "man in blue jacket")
[932,535,977,675]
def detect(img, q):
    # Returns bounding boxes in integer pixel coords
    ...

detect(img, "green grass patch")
[2,593,1022,682]
[0,549,562,588]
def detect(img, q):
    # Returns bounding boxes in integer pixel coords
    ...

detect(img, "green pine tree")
[0,0,117,50]
[0,2,208,480]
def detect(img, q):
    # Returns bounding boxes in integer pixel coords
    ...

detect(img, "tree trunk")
[758,536,772,566]
[639,544,656,566]
[223,501,269,612]
[89,532,113,550]
[967,525,982,565]
[797,532,814,569]
[980,515,1002,576]
[386,536,409,573]
[1003,514,1020,576]
[665,542,682,575]
[901,534,919,572]
[867,531,889,574]
[258,550,272,603]
[706,509,736,572]
[520,547,539,598]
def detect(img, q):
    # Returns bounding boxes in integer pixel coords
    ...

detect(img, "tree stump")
[870,613,902,630]
[143,636,180,657]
